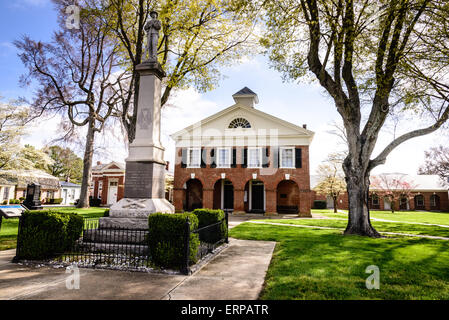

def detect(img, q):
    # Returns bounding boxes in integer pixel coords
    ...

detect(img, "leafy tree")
[418,145,449,186]
[259,0,449,236]
[14,0,126,207]
[0,98,29,169]
[371,174,417,213]
[314,155,346,213]
[43,145,83,183]
[90,0,257,142]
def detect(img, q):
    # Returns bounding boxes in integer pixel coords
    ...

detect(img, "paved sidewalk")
[0,238,275,300]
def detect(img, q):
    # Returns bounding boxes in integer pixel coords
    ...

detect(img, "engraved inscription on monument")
[124,162,153,198]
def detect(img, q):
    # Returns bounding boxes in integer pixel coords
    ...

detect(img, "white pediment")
[171,104,314,147]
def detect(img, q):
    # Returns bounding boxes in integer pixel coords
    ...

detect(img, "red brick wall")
[311,190,449,212]
[173,146,312,216]
[91,174,125,205]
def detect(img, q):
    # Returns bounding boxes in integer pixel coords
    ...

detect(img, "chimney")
[97,161,101,165]
[303,124,307,129]
[65,176,70,183]
[165,161,170,171]
[232,87,259,108]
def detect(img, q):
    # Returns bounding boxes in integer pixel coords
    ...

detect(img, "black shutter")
[200,148,206,168]
[210,148,216,168]
[262,147,269,168]
[273,147,279,168]
[181,148,187,168]
[242,148,248,168]
[295,148,302,168]
[231,148,237,168]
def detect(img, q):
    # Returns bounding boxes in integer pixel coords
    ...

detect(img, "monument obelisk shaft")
[100,11,174,229]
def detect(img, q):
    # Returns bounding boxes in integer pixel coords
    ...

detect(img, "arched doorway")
[213,179,234,210]
[399,196,409,210]
[430,194,441,210]
[276,180,299,214]
[414,194,425,210]
[244,180,265,213]
[184,179,203,211]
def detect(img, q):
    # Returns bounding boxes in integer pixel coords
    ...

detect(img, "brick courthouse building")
[170,88,315,216]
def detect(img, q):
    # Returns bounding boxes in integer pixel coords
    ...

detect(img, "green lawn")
[0,207,108,251]
[315,209,449,225]
[260,217,449,238]
[229,222,449,299]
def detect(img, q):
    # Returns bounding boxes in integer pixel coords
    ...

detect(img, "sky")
[1,0,447,175]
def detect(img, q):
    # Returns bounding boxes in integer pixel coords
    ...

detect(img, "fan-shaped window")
[228,118,251,128]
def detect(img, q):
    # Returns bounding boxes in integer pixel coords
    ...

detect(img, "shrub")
[2,200,7,205]
[52,198,63,204]
[103,209,110,217]
[313,200,327,209]
[89,197,102,207]
[19,197,25,201]
[16,210,84,260]
[192,209,227,244]
[148,213,199,269]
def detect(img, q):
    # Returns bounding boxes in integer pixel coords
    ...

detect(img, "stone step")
[83,228,148,245]
[75,241,150,255]
[99,217,149,229]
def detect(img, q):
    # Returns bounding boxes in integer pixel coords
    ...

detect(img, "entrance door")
[223,181,234,210]
[62,189,68,205]
[107,181,118,204]
[251,181,264,213]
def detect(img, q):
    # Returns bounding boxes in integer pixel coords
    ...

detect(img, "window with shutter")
[217,147,231,168]
[295,148,302,168]
[280,147,295,168]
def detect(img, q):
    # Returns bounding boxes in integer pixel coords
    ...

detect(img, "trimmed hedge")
[313,200,327,209]
[16,210,84,260]
[89,197,102,207]
[46,198,63,204]
[148,213,199,269]
[192,209,227,244]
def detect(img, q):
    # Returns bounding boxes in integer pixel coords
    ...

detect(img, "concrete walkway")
[0,238,275,300]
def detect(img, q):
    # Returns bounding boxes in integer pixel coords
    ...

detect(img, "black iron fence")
[15,210,230,274]
[55,218,151,269]
[182,209,230,274]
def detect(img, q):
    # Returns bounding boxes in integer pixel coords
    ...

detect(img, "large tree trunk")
[343,159,381,237]
[77,117,96,208]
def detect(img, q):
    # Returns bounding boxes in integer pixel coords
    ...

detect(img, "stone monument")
[22,183,43,210]
[100,11,174,229]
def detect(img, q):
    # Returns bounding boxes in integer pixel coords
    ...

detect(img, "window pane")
[189,149,200,167]
[219,149,229,167]
[282,148,294,167]
[249,149,260,167]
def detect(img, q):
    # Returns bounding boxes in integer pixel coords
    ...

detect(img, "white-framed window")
[98,181,103,192]
[280,147,295,168]
[187,147,201,168]
[248,147,262,168]
[217,147,231,168]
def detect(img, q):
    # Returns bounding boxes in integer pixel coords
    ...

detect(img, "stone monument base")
[100,198,175,229]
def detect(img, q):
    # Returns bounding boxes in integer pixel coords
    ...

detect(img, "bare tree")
[418,145,449,185]
[14,1,127,207]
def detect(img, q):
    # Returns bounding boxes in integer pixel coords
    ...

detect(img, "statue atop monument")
[145,11,161,62]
